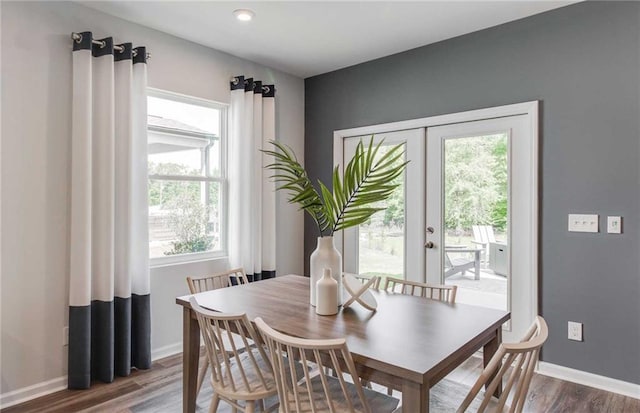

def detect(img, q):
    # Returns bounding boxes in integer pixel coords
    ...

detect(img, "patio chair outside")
[472,225,497,262]
[444,250,476,279]
[444,245,482,280]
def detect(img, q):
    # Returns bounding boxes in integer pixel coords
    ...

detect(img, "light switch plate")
[607,216,622,234]
[568,214,599,233]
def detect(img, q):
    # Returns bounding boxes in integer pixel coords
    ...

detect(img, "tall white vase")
[309,236,342,306]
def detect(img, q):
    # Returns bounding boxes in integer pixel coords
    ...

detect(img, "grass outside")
[358,228,403,287]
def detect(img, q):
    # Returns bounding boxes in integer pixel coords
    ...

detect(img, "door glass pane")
[357,144,406,285]
[443,133,508,311]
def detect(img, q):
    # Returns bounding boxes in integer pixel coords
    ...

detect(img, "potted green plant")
[263,137,408,306]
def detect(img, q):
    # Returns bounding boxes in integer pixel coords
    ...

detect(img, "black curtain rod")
[71,32,151,60]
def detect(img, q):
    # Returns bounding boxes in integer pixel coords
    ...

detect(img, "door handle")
[425,241,435,249]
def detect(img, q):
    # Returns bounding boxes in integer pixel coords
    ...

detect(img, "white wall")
[0,0,304,398]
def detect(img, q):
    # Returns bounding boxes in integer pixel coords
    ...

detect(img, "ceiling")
[80,1,576,78]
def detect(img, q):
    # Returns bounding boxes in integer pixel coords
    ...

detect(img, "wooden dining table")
[175,274,510,413]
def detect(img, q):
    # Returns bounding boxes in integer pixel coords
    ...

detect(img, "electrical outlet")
[568,321,583,341]
[63,326,69,346]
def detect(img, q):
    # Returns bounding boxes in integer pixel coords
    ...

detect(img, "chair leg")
[209,392,220,413]
[197,358,210,394]
[245,401,255,413]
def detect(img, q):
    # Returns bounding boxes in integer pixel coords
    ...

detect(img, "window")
[147,89,227,265]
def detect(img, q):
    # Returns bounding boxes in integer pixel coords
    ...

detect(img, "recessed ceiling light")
[233,9,255,22]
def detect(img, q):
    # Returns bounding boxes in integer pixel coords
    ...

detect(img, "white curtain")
[68,32,150,389]
[228,76,276,280]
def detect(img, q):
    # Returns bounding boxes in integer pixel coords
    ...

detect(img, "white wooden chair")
[186,268,252,395]
[457,316,548,413]
[384,276,457,304]
[472,225,497,262]
[189,297,278,413]
[255,317,399,413]
[187,267,250,293]
[343,272,381,290]
[382,276,457,396]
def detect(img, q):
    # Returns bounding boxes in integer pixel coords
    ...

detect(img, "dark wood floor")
[3,352,638,412]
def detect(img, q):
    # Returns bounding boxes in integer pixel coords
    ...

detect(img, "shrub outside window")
[147,89,227,265]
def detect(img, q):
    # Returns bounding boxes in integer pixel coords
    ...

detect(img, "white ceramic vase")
[316,268,338,315]
[309,236,342,306]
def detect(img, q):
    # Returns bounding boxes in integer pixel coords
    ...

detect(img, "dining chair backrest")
[186,267,252,399]
[458,316,549,413]
[344,272,381,290]
[189,297,275,399]
[187,268,249,294]
[384,276,457,304]
[255,317,375,413]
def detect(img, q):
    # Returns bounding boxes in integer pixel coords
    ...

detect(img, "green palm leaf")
[263,136,408,236]
[331,137,408,233]
[262,141,326,234]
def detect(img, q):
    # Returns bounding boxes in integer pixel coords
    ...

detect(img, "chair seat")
[449,257,473,267]
[445,254,476,278]
[282,374,399,413]
[214,349,303,401]
[221,332,254,353]
[212,348,276,400]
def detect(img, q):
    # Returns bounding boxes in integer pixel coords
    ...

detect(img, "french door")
[342,129,425,283]
[337,103,538,343]
[426,115,534,342]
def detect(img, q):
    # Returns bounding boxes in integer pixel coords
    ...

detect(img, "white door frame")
[333,101,539,324]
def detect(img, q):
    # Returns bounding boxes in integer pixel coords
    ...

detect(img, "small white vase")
[316,268,338,315]
[309,236,342,306]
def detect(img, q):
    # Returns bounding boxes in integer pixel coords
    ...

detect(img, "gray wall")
[1,1,304,397]
[305,1,640,384]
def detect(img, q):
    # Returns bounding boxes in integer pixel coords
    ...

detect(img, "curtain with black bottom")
[68,31,150,389]
[228,76,277,281]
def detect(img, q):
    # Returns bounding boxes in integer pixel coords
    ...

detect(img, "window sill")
[150,252,227,269]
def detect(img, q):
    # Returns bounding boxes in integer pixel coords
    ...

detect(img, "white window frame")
[147,88,229,267]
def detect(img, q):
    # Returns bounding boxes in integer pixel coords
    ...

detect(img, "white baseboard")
[537,361,640,399]
[151,341,183,361]
[1,343,184,409]
[0,375,67,409]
